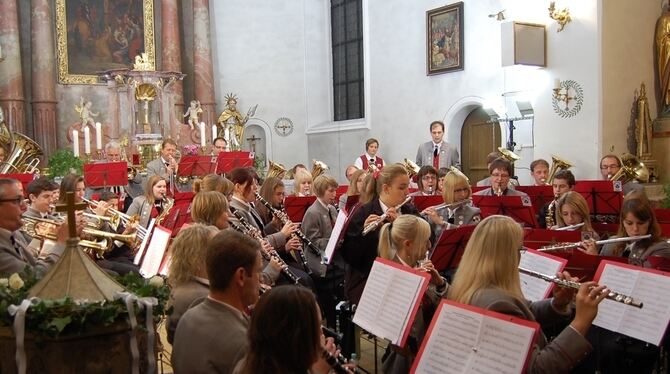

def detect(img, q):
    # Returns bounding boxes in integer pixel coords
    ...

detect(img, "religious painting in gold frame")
[55,0,155,84]
[426,2,464,75]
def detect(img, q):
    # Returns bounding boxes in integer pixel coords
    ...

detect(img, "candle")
[554,78,561,90]
[212,124,218,141]
[200,122,206,148]
[95,122,102,149]
[83,126,91,154]
[72,130,79,157]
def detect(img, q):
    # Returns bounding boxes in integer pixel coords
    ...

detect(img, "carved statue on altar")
[183,100,202,130]
[217,93,257,151]
[656,6,670,116]
[74,97,99,129]
[635,83,653,158]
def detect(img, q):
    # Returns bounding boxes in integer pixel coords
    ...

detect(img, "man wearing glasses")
[599,154,643,195]
[0,178,82,277]
[473,158,528,197]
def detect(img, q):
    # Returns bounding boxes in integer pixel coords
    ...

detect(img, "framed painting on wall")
[426,2,464,75]
[55,0,155,84]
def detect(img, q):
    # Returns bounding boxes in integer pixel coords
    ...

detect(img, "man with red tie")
[354,138,385,171]
[415,120,460,170]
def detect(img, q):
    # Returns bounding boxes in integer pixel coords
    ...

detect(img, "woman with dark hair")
[410,165,438,196]
[233,286,340,374]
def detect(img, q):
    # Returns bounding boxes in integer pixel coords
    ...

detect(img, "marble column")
[31,0,58,161]
[0,0,26,134]
[193,0,216,126]
[162,0,184,141]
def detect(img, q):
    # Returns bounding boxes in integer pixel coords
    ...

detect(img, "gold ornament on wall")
[548,1,571,32]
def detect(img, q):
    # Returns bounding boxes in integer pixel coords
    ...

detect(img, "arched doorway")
[460,107,501,183]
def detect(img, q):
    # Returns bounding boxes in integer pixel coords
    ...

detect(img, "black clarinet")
[321,349,354,374]
[229,214,301,285]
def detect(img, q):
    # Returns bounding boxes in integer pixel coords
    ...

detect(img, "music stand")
[647,256,670,272]
[515,185,554,213]
[177,155,217,180]
[522,228,582,250]
[215,151,254,174]
[473,195,537,228]
[573,180,623,223]
[543,250,628,281]
[592,222,620,237]
[430,225,476,272]
[0,173,34,195]
[471,186,487,194]
[83,162,127,188]
[411,196,443,212]
[654,209,670,224]
[344,195,359,214]
[284,196,316,222]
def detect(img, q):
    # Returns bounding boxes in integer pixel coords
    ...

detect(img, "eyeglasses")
[422,175,437,181]
[0,196,25,206]
[491,173,510,179]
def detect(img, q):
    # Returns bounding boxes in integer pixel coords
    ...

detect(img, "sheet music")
[324,210,347,264]
[413,302,536,374]
[353,259,428,345]
[133,218,156,265]
[139,226,171,278]
[593,262,670,346]
[519,250,566,301]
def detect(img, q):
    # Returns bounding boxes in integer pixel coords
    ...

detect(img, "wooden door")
[460,107,501,184]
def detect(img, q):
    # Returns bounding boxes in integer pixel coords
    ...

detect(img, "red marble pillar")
[193,0,217,126]
[0,0,26,134]
[162,0,184,141]
[31,0,58,161]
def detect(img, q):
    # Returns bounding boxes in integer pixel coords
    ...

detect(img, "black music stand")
[573,180,623,223]
[473,195,537,228]
[430,225,476,272]
[215,151,254,174]
[522,228,582,250]
[284,196,316,222]
[411,196,443,212]
[177,155,217,181]
[83,162,127,188]
[515,185,554,213]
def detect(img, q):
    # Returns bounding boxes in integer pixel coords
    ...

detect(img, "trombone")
[82,197,146,240]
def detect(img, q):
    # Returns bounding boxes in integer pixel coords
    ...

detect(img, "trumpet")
[538,234,651,252]
[21,216,111,255]
[83,212,121,231]
[81,227,139,258]
[362,195,413,236]
[82,197,146,240]
[518,267,643,308]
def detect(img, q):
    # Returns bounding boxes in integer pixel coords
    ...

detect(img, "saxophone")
[155,194,174,225]
[546,198,557,228]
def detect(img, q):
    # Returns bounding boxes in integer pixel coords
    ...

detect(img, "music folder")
[352,258,430,347]
[411,299,539,374]
[283,196,316,222]
[540,249,628,281]
[472,195,537,228]
[411,196,443,212]
[139,225,172,278]
[429,225,476,272]
[215,151,254,174]
[83,162,127,188]
[519,249,567,301]
[573,180,623,222]
[177,155,217,179]
[592,260,670,346]
[0,173,34,193]
[323,210,348,264]
[515,185,554,213]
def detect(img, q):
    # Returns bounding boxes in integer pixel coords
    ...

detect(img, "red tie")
[433,146,440,169]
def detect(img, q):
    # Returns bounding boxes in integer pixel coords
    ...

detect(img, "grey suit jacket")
[146,157,170,180]
[172,298,249,374]
[126,195,154,228]
[424,204,481,242]
[0,228,65,278]
[473,187,528,197]
[166,277,209,344]
[301,199,337,277]
[469,288,591,374]
[476,177,492,187]
[601,238,670,268]
[229,198,287,250]
[415,141,460,170]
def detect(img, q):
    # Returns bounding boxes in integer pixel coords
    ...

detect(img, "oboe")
[362,195,413,236]
[538,234,651,252]
[229,213,301,285]
[321,348,355,374]
[518,267,643,308]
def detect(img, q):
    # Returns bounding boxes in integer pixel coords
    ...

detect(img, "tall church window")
[331,0,364,121]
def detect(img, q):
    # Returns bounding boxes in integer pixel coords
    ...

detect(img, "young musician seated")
[293,169,313,196]
[553,191,600,253]
[436,167,449,195]
[472,158,528,197]
[255,177,286,234]
[190,190,230,230]
[340,164,421,304]
[378,215,447,373]
[126,175,168,229]
[23,177,58,220]
[600,193,670,266]
[422,170,481,241]
[475,151,503,187]
[59,174,114,234]
[599,154,644,195]
[448,215,607,373]
[410,166,438,196]
[338,169,367,212]
[537,169,575,228]
[93,191,140,276]
[353,137,385,171]
[233,286,342,374]
[192,173,234,201]
[529,159,550,186]
[166,224,218,344]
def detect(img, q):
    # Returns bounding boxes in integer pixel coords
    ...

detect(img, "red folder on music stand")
[177,155,217,179]
[215,151,254,174]
[411,196,443,212]
[541,249,628,281]
[83,162,127,188]
[471,186,487,194]
[170,191,194,236]
[647,256,670,272]
[344,195,359,214]
[515,185,554,213]
[522,228,582,249]
[592,222,620,237]
[430,225,476,271]
[654,209,670,224]
[574,180,623,223]
[284,196,316,222]
[0,173,34,195]
[473,195,537,228]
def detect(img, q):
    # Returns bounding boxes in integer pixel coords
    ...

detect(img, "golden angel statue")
[656,6,670,116]
[183,100,203,130]
[74,97,99,129]
[217,93,257,151]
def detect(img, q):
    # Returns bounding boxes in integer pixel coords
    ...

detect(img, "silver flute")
[429,198,472,211]
[362,195,413,236]
[538,234,651,252]
[554,222,585,231]
[518,267,643,308]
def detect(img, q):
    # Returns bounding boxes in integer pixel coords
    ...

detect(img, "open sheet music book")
[139,225,172,278]
[352,258,430,347]
[323,210,347,264]
[133,218,156,265]
[592,260,670,346]
[411,300,539,374]
[519,249,567,301]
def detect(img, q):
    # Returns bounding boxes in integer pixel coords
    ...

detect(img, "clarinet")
[321,348,355,374]
[229,213,301,285]
[518,267,643,308]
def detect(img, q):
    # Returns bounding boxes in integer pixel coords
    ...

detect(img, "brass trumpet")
[82,197,146,239]
[21,216,110,255]
[83,212,121,231]
[82,227,139,258]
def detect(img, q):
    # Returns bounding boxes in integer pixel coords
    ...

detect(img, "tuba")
[403,158,420,178]
[497,146,521,163]
[609,153,650,183]
[546,155,572,185]
[267,160,287,179]
[0,129,43,174]
[311,160,329,179]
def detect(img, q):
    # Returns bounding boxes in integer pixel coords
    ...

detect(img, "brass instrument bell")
[267,160,287,179]
[403,158,420,177]
[497,147,521,163]
[609,153,650,183]
[311,160,329,179]
[546,154,572,185]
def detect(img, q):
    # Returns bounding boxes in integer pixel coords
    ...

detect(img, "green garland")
[47,149,84,178]
[0,269,170,338]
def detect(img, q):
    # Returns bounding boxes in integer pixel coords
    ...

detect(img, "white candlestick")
[554,78,561,90]
[84,126,91,154]
[212,124,217,141]
[72,130,79,157]
[199,122,206,148]
[95,122,102,150]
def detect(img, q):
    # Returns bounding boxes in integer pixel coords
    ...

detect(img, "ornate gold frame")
[55,0,155,85]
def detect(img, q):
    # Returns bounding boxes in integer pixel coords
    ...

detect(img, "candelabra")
[552,79,573,110]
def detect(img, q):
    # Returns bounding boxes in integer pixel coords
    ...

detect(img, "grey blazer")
[415,141,460,170]
[146,157,171,180]
[229,198,287,250]
[473,187,529,197]
[166,277,209,344]
[0,228,65,278]
[126,195,154,228]
[469,288,592,374]
[172,298,249,374]
[601,238,670,268]
[476,177,492,187]
[424,204,481,241]
[301,199,337,277]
